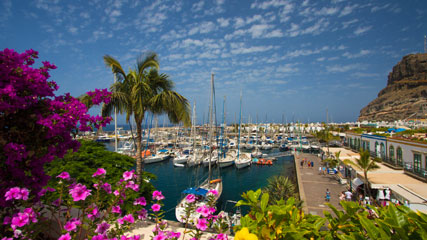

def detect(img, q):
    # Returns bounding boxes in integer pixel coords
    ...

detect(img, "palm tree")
[344,149,381,197]
[263,176,301,207]
[323,151,341,168]
[102,52,191,181]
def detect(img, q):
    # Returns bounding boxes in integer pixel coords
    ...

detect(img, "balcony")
[403,163,427,182]
[381,156,403,170]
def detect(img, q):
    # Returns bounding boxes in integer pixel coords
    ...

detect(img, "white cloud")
[326,64,360,73]
[277,64,298,73]
[371,4,390,13]
[342,49,371,59]
[315,7,339,16]
[68,26,78,34]
[251,0,291,10]
[230,44,274,54]
[248,24,271,38]
[188,21,215,35]
[234,17,245,28]
[339,5,358,17]
[192,1,204,12]
[217,18,230,27]
[287,18,330,37]
[342,19,358,29]
[354,26,372,36]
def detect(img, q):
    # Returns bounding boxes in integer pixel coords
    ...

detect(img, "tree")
[323,150,341,168]
[344,149,381,196]
[262,176,300,206]
[102,53,190,181]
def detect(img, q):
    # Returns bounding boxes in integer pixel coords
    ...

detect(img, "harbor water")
[105,143,295,221]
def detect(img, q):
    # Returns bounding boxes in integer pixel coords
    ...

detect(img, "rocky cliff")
[358,53,427,122]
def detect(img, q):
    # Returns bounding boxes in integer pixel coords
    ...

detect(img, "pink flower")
[126,181,139,191]
[151,204,161,212]
[57,172,70,180]
[196,218,208,231]
[5,187,22,201]
[87,206,99,220]
[92,235,106,240]
[153,232,166,240]
[64,221,76,232]
[185,194,195,203]
[69,183,91,201]
[92,168,106,177]
[117,218,125,225]
[102,183,112,194]
[167,231,181,238]
[23,208,38,223]
[58,233,71,240]
[113,190,120,196]
[20,188,29,200]
[152,190,165,201]
[123,214,135,224]
[123,170,134,180]
[112,205,121,214]
[196,205,211,218]
[11,213,29,227]
[136,209,147,220]
[134,197,147,206]
[208,189,218,196]
[95,221,110,234]
[215,233,228,240]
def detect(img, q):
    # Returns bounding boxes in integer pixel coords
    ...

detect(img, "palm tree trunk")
[135,116,143,182]
[364,170,369,198]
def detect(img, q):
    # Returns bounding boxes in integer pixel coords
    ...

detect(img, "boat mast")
[114,74,118,152]
[237,91,242,160]
[208,73,214,183]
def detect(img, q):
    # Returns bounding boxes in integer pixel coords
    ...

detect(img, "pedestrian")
[307,161,311,167]
[345,189,353,201]
[318,166,322,174]
[339,191,345,201]
[322,166,326,175]
[300,160,304,168]
[325,189,331,202]
[311,161,314,168]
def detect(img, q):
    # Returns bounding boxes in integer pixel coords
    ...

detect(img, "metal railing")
[404,163,427,180]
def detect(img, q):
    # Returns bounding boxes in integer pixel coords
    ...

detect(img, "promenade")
[295,153,348,217]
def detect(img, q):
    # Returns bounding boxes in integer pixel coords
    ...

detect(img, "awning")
[183,187,208,196]
[352,178,364,191]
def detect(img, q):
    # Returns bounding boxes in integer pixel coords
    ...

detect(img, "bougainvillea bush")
[0,48,111,207]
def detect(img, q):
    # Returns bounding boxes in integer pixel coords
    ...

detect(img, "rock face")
[358,53,427,122]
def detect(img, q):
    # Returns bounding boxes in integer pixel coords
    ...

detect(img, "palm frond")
[78,93,94,109]
[103,55,127,82]
[137,52,159,77]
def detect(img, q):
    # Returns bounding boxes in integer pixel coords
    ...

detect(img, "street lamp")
[349,167,353,191]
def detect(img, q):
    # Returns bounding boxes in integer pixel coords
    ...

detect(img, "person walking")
[325,189,331,202]
[311,161,314,168]
[318,166,322,174]
[345,189,353,201]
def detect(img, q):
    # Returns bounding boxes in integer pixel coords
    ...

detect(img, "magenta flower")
[95,221,110,234]
[92,168,106,177]
[152,190,165,201]
[151,203,161,212]
[20,188,29,200]
[166,231,181,238]
[185,194,195,203]
[153,232,166,240]
[215,233,228,240]
[23,208,38,223]
[126,181,139,191]
[69,183,91,201]
[123,214,135,223]
[11,213,29,228]
[58,233,71,240]
[196,205,211,217]
[123,170,134,180]
[136,209,147,220]
[113,190,120,196]
[57,172,70,180]
[92,235,105,240]
[208,189,218,196]
[196,218,208,231]
[117,217,125,225]
[112,205,121,214]
[87,206,100,220]
[102,183,112,194]
[5,187,22,201]
[64,221,77,232]
[134,197,147,206]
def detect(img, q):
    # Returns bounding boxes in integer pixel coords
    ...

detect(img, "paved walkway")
[295,153,348,217]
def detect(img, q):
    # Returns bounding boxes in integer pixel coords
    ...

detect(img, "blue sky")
[1,0,426,124]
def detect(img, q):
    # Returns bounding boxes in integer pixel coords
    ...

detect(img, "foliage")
[100,53,190,181]
[0,48,111,207]
[323,201,427,239]
[323,150,341,168]
[236,189,325,240]
[262,176,300,206]
[237,189,427,240]
[44,139,156,212]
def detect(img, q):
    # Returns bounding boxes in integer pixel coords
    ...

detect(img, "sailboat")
[234,92,252,169]
[175,73,223,223]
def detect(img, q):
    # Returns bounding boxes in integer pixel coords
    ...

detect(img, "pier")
[294,153,348,217]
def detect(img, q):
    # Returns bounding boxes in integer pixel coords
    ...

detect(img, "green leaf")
[260,193,269,212]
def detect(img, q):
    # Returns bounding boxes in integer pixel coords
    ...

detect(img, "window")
[397,147,403,165]
[375,142,379,156]
[380,143,385,159]
[389,145,394,161]
[367,142,370,152]
[414,153,421,173]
